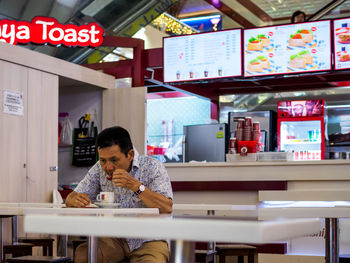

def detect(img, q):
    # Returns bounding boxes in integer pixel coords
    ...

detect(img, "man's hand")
[112,169,140,192]
[112,169,173,214]
[65,191,91,207]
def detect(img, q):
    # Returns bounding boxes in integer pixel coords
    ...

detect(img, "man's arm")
[133,185,173,214]
[112,169,173,213]
[66,191,91,207]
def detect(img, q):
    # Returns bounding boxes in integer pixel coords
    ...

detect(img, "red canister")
[229,137,237,149]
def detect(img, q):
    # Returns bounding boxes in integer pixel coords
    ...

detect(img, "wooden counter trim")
[171,181,287,191]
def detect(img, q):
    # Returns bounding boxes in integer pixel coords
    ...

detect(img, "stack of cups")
[243,117,252,141]
[252,121,262,152]
[235,119,244,142]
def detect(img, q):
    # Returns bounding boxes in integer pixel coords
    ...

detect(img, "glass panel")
[280,120,321,160]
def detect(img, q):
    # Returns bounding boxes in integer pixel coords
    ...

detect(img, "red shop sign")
[0,16,104,47]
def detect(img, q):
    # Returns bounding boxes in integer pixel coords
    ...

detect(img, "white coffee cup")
[96,192,115,203]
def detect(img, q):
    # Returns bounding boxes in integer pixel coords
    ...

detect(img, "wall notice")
[3,90,24,116]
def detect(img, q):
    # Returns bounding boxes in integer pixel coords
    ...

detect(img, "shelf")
[148,134,182,137]
[282,141,321,145]
[329,142,350,147]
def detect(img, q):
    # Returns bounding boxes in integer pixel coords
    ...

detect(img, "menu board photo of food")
[334,18,350,70]
[163,29,242,83]
[244,20,331,77]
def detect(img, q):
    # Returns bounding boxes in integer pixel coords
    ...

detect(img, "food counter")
[166,160,350,207]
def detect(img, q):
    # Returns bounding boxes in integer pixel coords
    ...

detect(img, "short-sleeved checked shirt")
[74,149,173,252]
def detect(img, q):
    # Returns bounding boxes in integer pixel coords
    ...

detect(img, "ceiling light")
[181,15,221,22]
[211,0,220,6]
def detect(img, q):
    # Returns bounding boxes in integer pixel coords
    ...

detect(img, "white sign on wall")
[3,90,24,116]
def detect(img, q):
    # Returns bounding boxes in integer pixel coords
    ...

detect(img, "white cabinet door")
[102,87,147,155]
[26,69,58,202]
[0,60,27,202]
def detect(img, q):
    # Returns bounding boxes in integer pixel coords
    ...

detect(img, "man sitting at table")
[66,126,173,263]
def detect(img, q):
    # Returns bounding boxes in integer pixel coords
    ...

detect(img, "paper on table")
[53,189,64,204]
[85,203,99,208]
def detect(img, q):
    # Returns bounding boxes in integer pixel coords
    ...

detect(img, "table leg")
[12,216,18,244]
[170,240,194,263]
[325,218,339,263]
[57,234,68,256]
[207,210,217,262]
[0,218,3,263]
[88,236,98,263]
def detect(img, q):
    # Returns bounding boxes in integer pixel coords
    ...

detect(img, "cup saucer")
[94,202,121,208]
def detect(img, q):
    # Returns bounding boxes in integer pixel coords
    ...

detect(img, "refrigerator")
[277,99,325,160]
[228,111,277,152]
[183,123,229,162]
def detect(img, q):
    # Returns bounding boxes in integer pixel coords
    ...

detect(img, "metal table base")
[325,218,339,263]
[88,236,98,263]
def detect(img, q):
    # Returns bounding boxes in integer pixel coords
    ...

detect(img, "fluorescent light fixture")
[81,0,114,16]
[233,109,248,112]
[57,0,78,8]
[180,15,221,23]
[326,105,350,109]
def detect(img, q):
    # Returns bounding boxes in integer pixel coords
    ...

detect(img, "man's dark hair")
[97,126,133,156]
[291,10,306,23]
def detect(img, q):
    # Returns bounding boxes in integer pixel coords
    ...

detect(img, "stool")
[340,254,350,263]
[18,238,54,256]
[3,243,35,261]
[216,244,256,263]
[7,256,71,263]
[71,239,86,260]
[195,249,216,263]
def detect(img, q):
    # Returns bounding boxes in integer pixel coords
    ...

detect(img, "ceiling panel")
[221,0,265,26]
[0,0,28,19]
[21,0,54,21]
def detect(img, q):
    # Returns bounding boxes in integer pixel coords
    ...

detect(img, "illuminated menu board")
[334,18,350,70]
[243,20,331,77]
[163,29,242,83]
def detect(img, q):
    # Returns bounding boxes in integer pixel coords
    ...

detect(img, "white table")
[0,202,65,263]
[173,203,257,254]
[24,213,321,263]
[173,204,257,218]
[0,203,158,263]
[258,201,350,263]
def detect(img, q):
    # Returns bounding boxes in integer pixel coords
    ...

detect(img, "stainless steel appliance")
[228,111,277,152]
[183,123,229,162]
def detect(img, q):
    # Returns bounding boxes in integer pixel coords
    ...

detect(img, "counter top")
[165,159,350,168]
[165,160,350,181]
[258,201,350,220]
